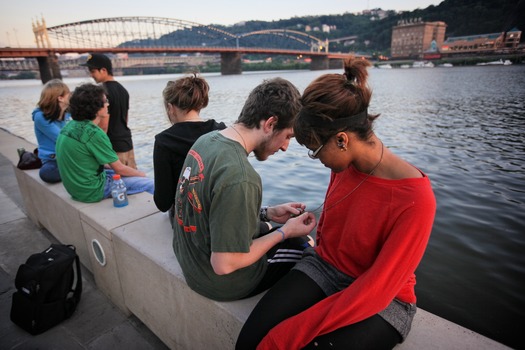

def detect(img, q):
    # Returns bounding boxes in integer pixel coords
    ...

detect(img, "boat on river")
[412,61,434,68]
[476,59,512,66]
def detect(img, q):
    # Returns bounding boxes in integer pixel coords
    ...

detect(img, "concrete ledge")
[79,192,159,314]
[3,129,158,316]
[2,128,510,350]
[0,130,33,165]
[112,212,263,349]
[398,309,509,349]
[13,168,41,226]
[14,166,95,272]
[112,212,510,350]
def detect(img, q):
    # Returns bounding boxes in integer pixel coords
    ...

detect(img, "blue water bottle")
[111,174,128,207]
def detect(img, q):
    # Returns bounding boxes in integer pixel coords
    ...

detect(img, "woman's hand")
[280,211,317,239]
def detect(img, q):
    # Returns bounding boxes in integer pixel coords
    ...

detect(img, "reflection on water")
[1,65,524,348]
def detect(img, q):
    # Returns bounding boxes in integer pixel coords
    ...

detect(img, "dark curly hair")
[68,83,107,121]
[237,77,301,131]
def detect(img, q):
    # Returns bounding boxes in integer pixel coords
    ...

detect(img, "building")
[391,19,447,59]
[441,28,522,55]
[362,8,390,20]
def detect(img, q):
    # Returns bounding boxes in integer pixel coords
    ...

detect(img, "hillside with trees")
[215,0,525,55]
[123,0,524,58]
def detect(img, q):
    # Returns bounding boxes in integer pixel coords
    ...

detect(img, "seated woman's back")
[153,74,226,219]
[33,79,70,183]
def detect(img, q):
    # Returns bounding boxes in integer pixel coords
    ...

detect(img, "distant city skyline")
[1,0,442,47]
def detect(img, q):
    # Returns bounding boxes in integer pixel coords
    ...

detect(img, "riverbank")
[2,52,524,81]
[373,52,525,68]
[0,58,311,80]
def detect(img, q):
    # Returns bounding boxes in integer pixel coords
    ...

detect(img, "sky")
[0,0,442,47]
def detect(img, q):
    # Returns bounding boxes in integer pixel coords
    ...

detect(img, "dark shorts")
[293,248,416,340]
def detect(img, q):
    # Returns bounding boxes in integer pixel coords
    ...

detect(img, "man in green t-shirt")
[56,83,153,203]
[173,78,317,301]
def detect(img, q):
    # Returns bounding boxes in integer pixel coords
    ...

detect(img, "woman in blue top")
[32,79,70,183]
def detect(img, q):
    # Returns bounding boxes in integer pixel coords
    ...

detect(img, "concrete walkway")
[0,132,168,349]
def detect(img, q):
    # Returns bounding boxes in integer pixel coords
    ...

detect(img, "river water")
[1,65,524,348]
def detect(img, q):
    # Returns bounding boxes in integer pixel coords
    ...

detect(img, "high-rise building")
[391,19,447,59]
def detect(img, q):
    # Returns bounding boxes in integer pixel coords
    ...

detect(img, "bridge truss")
[45,16,327,52]
[47,17,237,48]
[238,29,327,52]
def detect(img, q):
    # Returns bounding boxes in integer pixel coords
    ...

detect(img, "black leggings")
[236,269,401,350]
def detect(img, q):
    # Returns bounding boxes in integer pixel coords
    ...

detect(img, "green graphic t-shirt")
[173,131,266,301]
[56,120,118,202]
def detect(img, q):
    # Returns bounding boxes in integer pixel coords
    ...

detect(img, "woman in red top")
[236,56,436,349]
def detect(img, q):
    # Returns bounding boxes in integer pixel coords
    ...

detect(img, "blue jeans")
[102,169,154,198]
[39,159,61,183]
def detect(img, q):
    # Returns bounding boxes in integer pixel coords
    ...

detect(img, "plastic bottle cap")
[112,174,121,180]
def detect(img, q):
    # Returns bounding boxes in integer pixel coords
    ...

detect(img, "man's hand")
[267,202,306,224]
[279,212,317,240]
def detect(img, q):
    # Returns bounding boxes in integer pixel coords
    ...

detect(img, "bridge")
[0,16,361,83]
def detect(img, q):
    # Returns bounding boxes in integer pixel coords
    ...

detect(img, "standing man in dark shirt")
[81,53,137,168]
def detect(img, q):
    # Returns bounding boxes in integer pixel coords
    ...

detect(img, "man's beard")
[253,137,271,161]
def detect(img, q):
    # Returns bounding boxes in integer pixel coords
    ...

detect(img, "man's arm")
[210,212,316,275]
[109,159,145,177]
[211,230,282,275]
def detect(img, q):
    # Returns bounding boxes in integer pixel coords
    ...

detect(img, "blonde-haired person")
[32,79,70,183]
[153,73,225,224]
[237,57,436,350]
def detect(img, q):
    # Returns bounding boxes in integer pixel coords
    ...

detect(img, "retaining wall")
[1,129,509,350]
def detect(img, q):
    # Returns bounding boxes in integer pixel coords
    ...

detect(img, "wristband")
[259,206,270,222]
[276,228,286,242]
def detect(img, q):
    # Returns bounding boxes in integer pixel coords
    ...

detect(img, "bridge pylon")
[310,56,330,70]
[220,52,242,75]
[32,16,62,83]
[32,16,52,49]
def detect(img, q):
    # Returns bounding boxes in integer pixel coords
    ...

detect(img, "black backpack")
[10,244,82,335]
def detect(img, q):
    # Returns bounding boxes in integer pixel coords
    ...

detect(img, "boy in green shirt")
[56,83,153,203]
